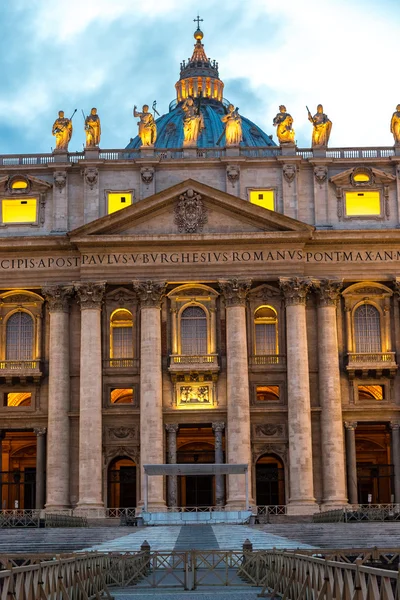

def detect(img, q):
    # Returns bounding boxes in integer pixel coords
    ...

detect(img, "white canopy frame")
[142,463,249,512]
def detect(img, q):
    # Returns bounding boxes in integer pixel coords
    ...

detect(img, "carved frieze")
[253,424,285,438]
[53,171,67,192]
[174,189,208,233]
[219,278,252,307]
[133,280,166,308]
[140,167,155,185]
[82,167,98,190]
[313,279,342,307]
[108,426,138,441]
[314,165,328,185]
[43,284,74,312]
[75,282,105,309]
[106,287,136,307]
[279,277,311,306]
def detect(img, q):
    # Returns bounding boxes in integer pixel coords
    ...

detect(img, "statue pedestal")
[394,144,400,157]
[183,146,197,159]
[53,151,68,163]
[313,146,327,158]
[225,146,240,157]
[84,148,100,160]
[281,143,296,156]
[140,146,155,158]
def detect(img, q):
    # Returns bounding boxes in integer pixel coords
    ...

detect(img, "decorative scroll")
[219,278,252,307]
[140,167,154,185]
[53,171,67,192]
[133,280,166,308]
[314,166,328,185]
[282,164,296,184]
[83,167,98,190]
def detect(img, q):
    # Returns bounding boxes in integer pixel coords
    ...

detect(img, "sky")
[0,0,398,154]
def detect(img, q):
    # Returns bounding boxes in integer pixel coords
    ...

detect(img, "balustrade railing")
[103,358,139,369]
[170,354,218,365]
[249,354,286,366]
[0,360,41,371]
[347,352,396,364]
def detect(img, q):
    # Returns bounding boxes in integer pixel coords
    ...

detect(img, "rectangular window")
[358,385,384,401]
[345,191,381,216]
[2,198,37,223]
[6,392,32,407]
[249,189,274,211]
[110,388,134,405]
[107,192,133,214]
[256,385,280,402]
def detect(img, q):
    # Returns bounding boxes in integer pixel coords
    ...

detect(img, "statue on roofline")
[390,104,400,145]
[84,107,101,148]
[133,104,157,146]
[307,104,332,147]
[221,104,242,146]
[182,96,204,145]
[273,105,295,145]
[52,110,74,152]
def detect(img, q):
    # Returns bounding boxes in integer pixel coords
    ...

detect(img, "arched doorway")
[107,457,137,508]
[177,442,215,507]
[356,425,392,504]
[255,454,285,506]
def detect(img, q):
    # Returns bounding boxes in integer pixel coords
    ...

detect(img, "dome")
[126,22,277,150]
[126,99,276,149]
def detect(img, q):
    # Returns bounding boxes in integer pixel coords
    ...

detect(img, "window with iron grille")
[6,312,34,360]
[354,304,381,353]
[110,309,133,358]
[254,306,278,354]
[180,306,207,355]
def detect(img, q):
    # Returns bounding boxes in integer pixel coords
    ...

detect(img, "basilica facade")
[1,25,400,516]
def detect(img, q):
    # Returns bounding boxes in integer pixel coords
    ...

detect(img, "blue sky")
[0,0,398,154]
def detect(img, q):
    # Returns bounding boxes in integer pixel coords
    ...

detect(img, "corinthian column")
[315,280,347,509]
[219,279,252,508]
[134,280,166,510]
[280,278,317,515]
[212,422,225,506]
[42,285,73,509]
[344,421,358,504]
[75,282,105,510]
[166,424,179,507]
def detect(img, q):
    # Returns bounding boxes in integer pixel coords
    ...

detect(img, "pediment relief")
[343,281,393,298]
[0,174,52,195]
[168,283,219,299]
[330,166,396,188]
[69,179,314,239]
[249,283,281,301]
[106,287,137,305]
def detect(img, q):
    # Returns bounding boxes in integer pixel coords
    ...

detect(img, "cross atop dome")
[193,14,203,30]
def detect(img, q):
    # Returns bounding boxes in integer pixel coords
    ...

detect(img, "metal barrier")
[313,505,400,522]
[0,510,40,528]
[45,513,88,527]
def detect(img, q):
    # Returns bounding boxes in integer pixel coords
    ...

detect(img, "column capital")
[219,278,252,307]
[314,279,343,307]
[279,277,312,306]
[34,427,47,437]
[393,279,400,297]
[43,284,74,312]
[212,422,225,433]
[165,423,179,433]
[133,280,166,308]
[390,421,400,430]
[75,282,106,310]
[344,421,357,430]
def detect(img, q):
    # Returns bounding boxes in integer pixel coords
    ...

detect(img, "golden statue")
[85,107,101,147]
[133,104,157,146]
[221,104,242,146]
[182,97,204,145]
[307,104,332,147]
[273,105,295,145]
[52,110,73,151]
[390,105,400,144]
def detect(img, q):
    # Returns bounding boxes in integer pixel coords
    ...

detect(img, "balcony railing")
[103,358,139,369]
[170,354,218,365]
[0,360,41,370]
[249,354,286,366]
[347,352,396,364]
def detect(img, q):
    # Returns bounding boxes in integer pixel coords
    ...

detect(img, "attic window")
[353,172,370,183]
[350,167,373,187]
[107,191,133,215]
[1,198,38,224]
[249,189,275,211]
[345,191,381,216]
[11,179,28,190]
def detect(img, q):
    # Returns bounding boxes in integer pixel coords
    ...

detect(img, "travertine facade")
[0,26,400,516]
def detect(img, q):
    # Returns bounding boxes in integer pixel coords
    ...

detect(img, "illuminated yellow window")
[110,388,134,404]
[11,179,28,190]
[249,190,274,211]
[353,172,370,183]
[256,385,280,402]
[108,192,133,214]
[358,385,384,401]
[6,392,32,407]
[345,191,381,216]
[2,198,37,223]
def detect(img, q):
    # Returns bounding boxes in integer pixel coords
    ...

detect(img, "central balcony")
[169,354,219,373]
[249,355,286,372]
[346,352,397,378]
[103,358,140,374]
[0,360,42,383]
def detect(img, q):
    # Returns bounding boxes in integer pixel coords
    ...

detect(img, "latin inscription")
[1,249,400,271]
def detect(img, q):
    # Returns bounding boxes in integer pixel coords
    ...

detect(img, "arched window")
[354,304,381,353]
[110,309,133,358]
[180,306,207,355]
[6,312,34,360]
[254,306,278,355]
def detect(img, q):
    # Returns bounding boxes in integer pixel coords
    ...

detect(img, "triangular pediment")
[69,179,314,240]
[330,166,396,187]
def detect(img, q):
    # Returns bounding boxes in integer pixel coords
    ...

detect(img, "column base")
[320,498,348,511]
[74,504,105,518]
[225,497,254,511]
[144,501,167,512]
[45,504,71,512]
[287,500,319,516]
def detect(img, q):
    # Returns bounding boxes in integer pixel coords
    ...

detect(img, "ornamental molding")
[82,167,98,190]
[0,174,52,195]
[105,446,139,464]
[252,443,288,465]
[219,278,252,307]
[249,283,281,302]
[53,171,67,192]
[174,188,208,233]
[226,165,240,187]
[330,166,396,187]
[282,163,297,184]
[313,279,342,306]
[314,165,328,185]
[140,166,155,185]
[133,280,166,308]
[75,282,106,309]
[108,426,138,441]
[279,277,312,306]
[253,424,285,439]
[42,284,74,312]
[106,287,137,306]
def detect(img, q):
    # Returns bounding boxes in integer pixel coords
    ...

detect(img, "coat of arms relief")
[174,188,208,233]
